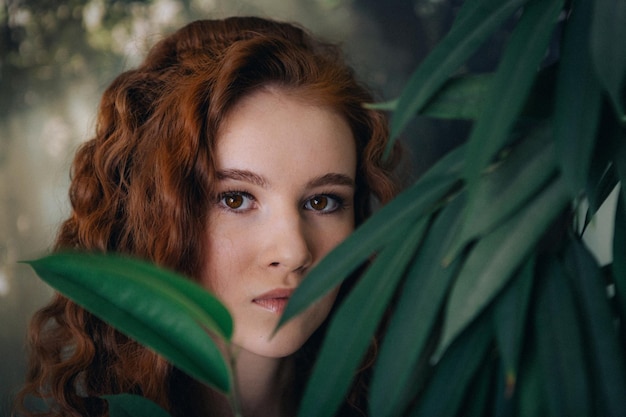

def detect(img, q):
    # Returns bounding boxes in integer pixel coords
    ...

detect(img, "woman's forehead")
[214,89,356,183]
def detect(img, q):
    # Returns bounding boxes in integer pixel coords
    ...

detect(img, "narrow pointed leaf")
[370,193,466,417]
[463,357,494,417]
[367,74,492,119]
[554,0,603,197]
[364,98,398,111]
[590,0,626,119]
[371,67,555,122]
[298,219,429,417]
[409,316,493,417]
[517,335,548,417]
[437,176,569,358]
[446,127,556,263]
[25,253,232,392]
[614,192,626,322]
[279,144,465,328]
[492,255,535,395]
[463,0,563,197]
[388,0,529,147]
[584,165,618,232]
[534,257,592,417]
[583,107,622,225]
[420,73,492,120]
[564,241,626,416]
[612,131,626,322]
[103,394,172,417]
[493,359,516,417]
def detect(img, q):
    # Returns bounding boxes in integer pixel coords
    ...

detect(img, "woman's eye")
[219,192,254,211]
[305,195,342,213]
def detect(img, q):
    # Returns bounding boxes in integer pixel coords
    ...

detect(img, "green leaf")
[279,144,465,329]
[583,163,618,234]
[408,315,493,417]
[554,0,603,197]
[364,98,398,111]
[614,191,626,322]
[564,241,626,416]
[517,340,548,417]
[103,394,173,417]
[446,127,556,263]
[533,256,592,417]
[370,67,556,122]
[462,0,564,199]
[437,175,569,358]
[366,74,492,119]
[582,105,623,228]
[493,255,535,395]
[519,64,559,121]
[612,126,626,322]
[492,359,515,417]
[297,218,429,417]
[421,73,493,120]
[590,0,626,119]
[370,193,466,417]
[388,0,529,149]
[462,357,494,417]
[25,252,232,392]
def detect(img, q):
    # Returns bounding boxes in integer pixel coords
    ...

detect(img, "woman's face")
[202,88,357,358]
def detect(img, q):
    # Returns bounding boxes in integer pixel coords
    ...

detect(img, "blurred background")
[0,0,475,414]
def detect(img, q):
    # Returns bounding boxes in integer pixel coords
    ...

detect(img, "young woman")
[16,16,401,417]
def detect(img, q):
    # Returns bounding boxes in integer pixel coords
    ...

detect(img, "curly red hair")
[16,17,400,417]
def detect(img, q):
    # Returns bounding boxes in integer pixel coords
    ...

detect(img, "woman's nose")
[263,208,313,273]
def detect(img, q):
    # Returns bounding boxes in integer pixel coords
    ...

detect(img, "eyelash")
[215,190,349,214]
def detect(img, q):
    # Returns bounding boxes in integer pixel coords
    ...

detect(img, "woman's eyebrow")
[216,170,355,189]
[216,169,268,187]
[306,173,355,189]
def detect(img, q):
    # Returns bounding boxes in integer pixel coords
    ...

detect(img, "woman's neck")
[233,349,296,417]
[201,349,296,417]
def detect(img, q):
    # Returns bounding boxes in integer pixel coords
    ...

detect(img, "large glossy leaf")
[564,241,626,416]
[297,218,429,417]
[445,127,556,263]
[103,394,172,417]
[436,175,569,358]
[279,144,465,329]
[554,0,603,197]
[388,0,529,148]
[408,315,493,417]
[534,256,592,417]
[370,193,465,417]
[462,0,563,199]
[493,255,535,395]
[25,252,232,392]
[590,0,626,119]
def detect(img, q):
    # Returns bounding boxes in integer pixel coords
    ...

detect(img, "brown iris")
[309,196,328,211]
[225,194,244,209]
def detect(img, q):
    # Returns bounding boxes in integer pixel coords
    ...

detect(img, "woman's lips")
[252,288,294,314]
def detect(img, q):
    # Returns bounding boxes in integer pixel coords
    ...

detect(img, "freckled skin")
[202,87,357,359]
